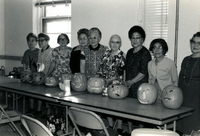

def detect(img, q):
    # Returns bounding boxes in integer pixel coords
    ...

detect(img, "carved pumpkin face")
[20,71,32,83]
[107,84,129,99]
[61,73,73,82]
[161,85,183,109]
[137,83,158,104]
[45,77,58,87]
[71,73,87,92]
[32,72,45,84]
[87,77,105,94]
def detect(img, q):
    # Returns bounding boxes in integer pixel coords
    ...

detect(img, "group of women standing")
[21,26,200,135]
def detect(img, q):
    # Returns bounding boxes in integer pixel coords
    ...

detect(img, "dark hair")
[89,27,102,39]
[149,38,168,55]
[77,28,89,39]
[191,32,200,40]
[38,33,50,41]
[26,33,37,41]
[128,25,146,41]
[57,33,70,44]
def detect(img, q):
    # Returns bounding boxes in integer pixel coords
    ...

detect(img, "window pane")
[45,4,71,17]
[42,18,71,33]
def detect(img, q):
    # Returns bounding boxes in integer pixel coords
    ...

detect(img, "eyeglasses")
[131,37,141,41]
[190,39,200,46]
[89,37,98,40]
[110,41,121,44]
[38,39,46,42]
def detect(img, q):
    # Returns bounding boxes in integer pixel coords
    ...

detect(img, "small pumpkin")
[60,73,73,82]
[45,76,59,87]
[71,73,87,92]
[20,70,32,83]
[31,72,45,84]
[137,83,158,104]
[161,85,183,109]
[87,77,105,94]
[107,84,129,99]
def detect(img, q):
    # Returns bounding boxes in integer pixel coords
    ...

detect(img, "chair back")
[21,115,54,136]
[69,107,109,136]
[131,128,179,136]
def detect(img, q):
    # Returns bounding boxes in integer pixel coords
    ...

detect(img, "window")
[36,0,71,48]
[144,0,169,49]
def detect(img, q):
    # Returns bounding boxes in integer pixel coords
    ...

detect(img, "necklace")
[183,56,199,87]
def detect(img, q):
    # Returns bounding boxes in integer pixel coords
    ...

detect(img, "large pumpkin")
[87,77,105,94]
[107,84,129,99]
[20,70,32,83]
[60,73,73,82]
[71,73,87,92]
[45,76,59,87]
[137,83,158,104]
[31,72,45,84]
[161,85,183,109]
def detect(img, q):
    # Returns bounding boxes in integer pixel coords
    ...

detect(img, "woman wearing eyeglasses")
[148,38,178,102]
[177,32,200,134]
[45,33,72,79]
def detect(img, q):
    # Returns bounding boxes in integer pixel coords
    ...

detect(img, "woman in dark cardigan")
[70,28,89,74]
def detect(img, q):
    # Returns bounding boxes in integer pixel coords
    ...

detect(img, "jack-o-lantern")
[137,83,158,104]
[71,73,87,92]
[87,77,105,94]
[107,84,129,99]
[161,85,183,109]
[45,77,59,87]
[61,73,73,82]
[20,70,32,83]
[31,72,45,84]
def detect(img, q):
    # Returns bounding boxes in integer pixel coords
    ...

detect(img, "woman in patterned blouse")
[46,33,72,78]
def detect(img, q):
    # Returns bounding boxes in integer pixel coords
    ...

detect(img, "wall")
[0,0,5,67]
[177,0,200,72]
[1,0,200,75]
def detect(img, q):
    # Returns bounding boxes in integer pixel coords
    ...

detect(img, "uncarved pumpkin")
[137,83,158,104]
[107,84,129,99]
[45,76,59,87]
[71,73,87,92]
[161,85,183,109]
[87,77,105,94]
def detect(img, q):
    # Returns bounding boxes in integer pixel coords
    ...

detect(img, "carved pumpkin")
[87,77,105,94]
[107,84,129,99]
[71,73,87,92]
[20,70,32,83]
[137,83,158,104]
[31,72,45,84]
[45,77,59,87]
[61,73,73,82]
[161,85,183,109]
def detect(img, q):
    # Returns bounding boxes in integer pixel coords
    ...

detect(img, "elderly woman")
[21,33,39,72]
[124,26,151,133]
[148,38,178,102]
[177,32,200,135]
[125,26,151,98]
[46,33,72,78]
[70,28,89,74]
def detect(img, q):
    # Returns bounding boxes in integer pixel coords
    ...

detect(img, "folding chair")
[69,107,110,136]
[0,104,23,136]
[131,128,179,136]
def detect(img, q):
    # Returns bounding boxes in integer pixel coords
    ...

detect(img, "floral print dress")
[51,46,72,77]
[97,49,125,80]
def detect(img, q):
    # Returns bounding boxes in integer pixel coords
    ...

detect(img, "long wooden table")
[0,76,194,132]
